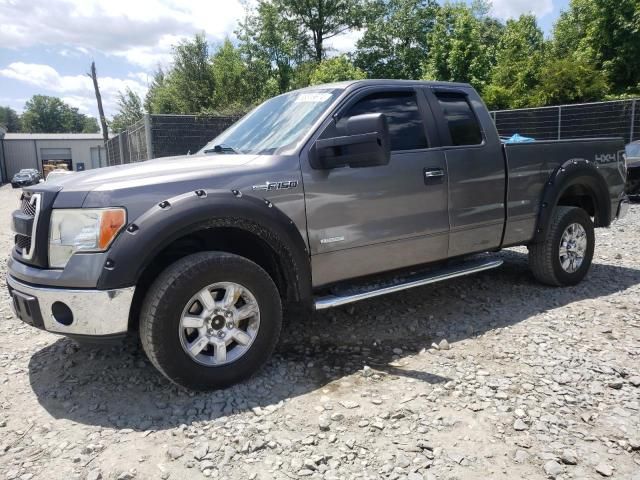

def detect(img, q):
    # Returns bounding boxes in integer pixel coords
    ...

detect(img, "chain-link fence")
[106,114,240,165]
[491,98,639,144]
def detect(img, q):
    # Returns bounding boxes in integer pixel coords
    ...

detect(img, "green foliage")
[553,0,640,93]
[274,0,365,61]
[0,106,21,132]
[236,1,306,98]
[309,55,367,85]
[531,57,609,106]
[484,15,546,108]
[110,88,144,133]
[422,2,502,91]
[355,0,438,79]
[140,0,640,115]
[144,68,181,114]
[21,95,99,133]
[145,34,216,114]
[210,39,252,113]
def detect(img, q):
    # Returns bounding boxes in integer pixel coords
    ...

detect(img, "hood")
[55,153,259,192]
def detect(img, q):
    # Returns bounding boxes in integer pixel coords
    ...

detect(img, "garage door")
[41,148,72,174]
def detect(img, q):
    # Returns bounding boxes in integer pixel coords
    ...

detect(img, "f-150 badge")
[252,180,299,191]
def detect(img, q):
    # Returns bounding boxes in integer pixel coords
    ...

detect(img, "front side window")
[435,92,483,146]
[200,88,342,155]
[343,92,428,151]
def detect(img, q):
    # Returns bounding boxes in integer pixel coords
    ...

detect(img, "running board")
[314,258,503,310]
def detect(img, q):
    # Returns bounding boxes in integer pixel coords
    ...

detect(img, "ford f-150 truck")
[7,80,629,390]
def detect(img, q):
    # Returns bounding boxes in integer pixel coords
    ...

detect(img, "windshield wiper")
[203,144,239,154]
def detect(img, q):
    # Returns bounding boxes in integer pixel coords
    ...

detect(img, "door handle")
[423,168,445,184]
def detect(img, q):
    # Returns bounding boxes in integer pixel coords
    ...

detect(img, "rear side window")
[435,92,483,146]
[344,92,428,151]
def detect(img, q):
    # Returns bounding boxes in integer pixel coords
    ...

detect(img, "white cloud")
[325,29,364,56]
[61,95,95,113]
[0,0,246,69]
[490,0,554,20]
[0,62,147,117]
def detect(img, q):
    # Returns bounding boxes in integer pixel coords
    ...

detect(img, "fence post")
[127,128,133,163]
[630,99,637,143]
[118,133,124,166]
[144,114,153,160]
[557,106,562,140]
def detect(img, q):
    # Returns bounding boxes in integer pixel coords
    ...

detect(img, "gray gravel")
[0,183,639,480]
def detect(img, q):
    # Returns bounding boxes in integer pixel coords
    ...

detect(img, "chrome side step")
[314,258,503,310]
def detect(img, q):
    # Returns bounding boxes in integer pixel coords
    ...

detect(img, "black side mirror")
[311,113,391,169]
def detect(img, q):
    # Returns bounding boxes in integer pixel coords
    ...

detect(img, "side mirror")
[311,113,391,169]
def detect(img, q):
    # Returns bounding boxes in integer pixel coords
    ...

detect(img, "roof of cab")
[301,79,473,91]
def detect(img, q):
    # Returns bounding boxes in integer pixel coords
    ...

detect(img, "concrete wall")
[150,115,239,159]
[2,138,107,179]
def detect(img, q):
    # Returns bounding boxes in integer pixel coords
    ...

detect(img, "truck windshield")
[200,88,342,155]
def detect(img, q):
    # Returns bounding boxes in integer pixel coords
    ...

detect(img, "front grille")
[21,196,37,216]
[15,234,31,250]
[14,193,41,260]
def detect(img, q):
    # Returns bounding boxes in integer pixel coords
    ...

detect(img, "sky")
[0,0,570,120]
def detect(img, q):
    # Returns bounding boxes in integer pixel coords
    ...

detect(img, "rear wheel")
[140,252,282,390]
[528,206,595,286]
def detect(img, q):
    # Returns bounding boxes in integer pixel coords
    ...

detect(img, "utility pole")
[88,61,109,145]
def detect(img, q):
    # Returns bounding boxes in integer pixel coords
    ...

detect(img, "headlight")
[49,208,126,268]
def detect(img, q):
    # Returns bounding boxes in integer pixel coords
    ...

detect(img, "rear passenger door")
[301,87,450,286]
[425,88,506,257]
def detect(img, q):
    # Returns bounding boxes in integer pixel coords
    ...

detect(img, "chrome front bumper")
[6,275,134,336]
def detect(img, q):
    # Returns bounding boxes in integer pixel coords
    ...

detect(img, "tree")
[275,0,365,61]
[355,0,438,79]
[171,33,216,113]
[309,55,366,84]
[237,0,307,97]
[531,57,609,106]
[483,15,545,109]
[422,2,502,91]
[20,95,99,133]
[110,88,144,133]
[210,39,252,113]
[553,0,640,93]
[0,106,20,132]
[145,34,217,115]
[144,68,182,114]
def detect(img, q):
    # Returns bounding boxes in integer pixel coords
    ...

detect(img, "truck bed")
[501,137,626,247]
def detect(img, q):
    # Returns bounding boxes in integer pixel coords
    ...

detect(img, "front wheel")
[528,206,595,286]
[140,252,282,390]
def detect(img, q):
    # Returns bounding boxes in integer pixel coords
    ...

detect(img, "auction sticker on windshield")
[295,93,334,103]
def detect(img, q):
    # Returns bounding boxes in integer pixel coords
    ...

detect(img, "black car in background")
[626,141,640,198]
[11,169,42,188]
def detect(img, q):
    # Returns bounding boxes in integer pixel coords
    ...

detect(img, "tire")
[528,206,595,287]
[140,252,282,390]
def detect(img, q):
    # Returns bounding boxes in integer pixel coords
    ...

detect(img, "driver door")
[300,87,450,287]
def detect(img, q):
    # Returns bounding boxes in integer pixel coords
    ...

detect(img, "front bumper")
[6,275,134,337]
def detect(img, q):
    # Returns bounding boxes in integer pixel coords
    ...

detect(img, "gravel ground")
[0,183,639,480]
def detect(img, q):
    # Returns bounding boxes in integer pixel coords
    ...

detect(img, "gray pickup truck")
[7,80,629,390]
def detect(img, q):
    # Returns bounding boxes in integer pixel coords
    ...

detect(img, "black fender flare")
[96,189,312,304]
[533,158,611,243]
